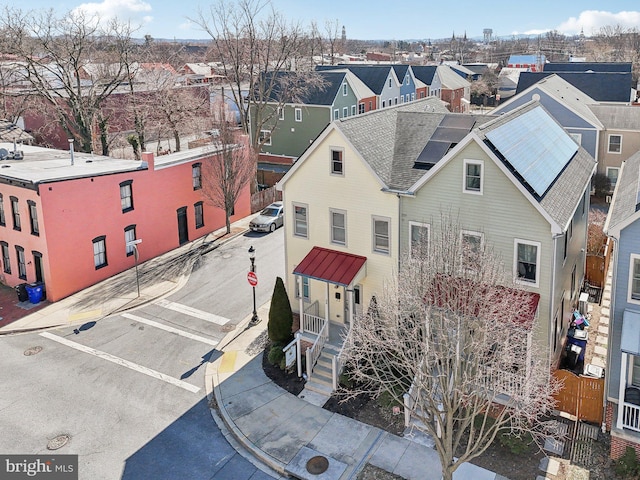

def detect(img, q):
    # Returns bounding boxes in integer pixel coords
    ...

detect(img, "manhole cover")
[306,455,329,475]
[47,434,70,450]
[24,346,43,356]
[221,324,235,332]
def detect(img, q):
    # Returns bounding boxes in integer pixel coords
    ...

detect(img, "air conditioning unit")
[606,195,612,204]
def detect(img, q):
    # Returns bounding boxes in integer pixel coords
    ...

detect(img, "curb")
[204,305,290,476]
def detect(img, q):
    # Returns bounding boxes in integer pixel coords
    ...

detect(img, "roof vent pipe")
[69,139,74,165]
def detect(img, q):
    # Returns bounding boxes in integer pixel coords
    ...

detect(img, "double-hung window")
[120,180,134,212]
[372,216,390,254]
[608,134,622,153]
[295,107,302,122]
[1,241,10,274]
[27,200,39,235]
[293,203,308,238]
[409,222,429,257]
[93,236,107,269]
[331,149,343,175]
[606,167,619,190]
[463,159,483,194]
[296,276,310,300]
[124,225,136,256]
[630,255,640,302]
[192,163,202,190]
[461,231,483,266]
[259,130,271,146]
[330,209,346,245]
[10,196,20,230]
[15,246,26,279]
[194,201,204,228]
[515,239,540,286]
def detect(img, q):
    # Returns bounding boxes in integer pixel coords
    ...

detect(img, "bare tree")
[200,99,255,233]
[342,215,560,480]
[192,0,323,151]
[325,19,341,64]
[0,7,135,153]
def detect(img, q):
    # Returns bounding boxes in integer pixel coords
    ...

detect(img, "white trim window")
[461,230,483,266]
[278,107,284,120]
[259,129,271,146]
[606,167,620,190]
[295,107,302,122]
[351,105,356,116]
[569,132,582,145]
[463,159,483,194]
[342,83,348,96]
[608,134,622,154]
[514,239,541,287]
[330,209,347,245]
[331,148,344,176]
[296,276,310,300]
[334,109,339,120]
[372,216,390,254]
[409,222,429,256]
[343,106,348,118]
[629,254,640,303]
[293,203,308,238]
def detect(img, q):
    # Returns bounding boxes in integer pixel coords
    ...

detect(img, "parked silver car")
[250,202,284,232]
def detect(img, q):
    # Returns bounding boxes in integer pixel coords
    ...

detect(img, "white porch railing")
[302,313,324,335]
[479,366,525,398]
[306,318,328,379]
[622,402,640,432]
[331,327,352,390]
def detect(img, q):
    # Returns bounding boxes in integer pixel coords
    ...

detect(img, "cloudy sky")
[20,0,640,41]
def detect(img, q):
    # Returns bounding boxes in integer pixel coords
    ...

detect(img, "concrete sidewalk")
[206,307,508,480]
[0,215,254,335]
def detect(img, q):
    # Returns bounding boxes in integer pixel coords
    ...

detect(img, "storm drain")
[306,456,329,475]
[47,434,70,450]
[24,346,43,356]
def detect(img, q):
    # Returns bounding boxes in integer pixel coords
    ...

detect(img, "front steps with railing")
[304,343,341,396]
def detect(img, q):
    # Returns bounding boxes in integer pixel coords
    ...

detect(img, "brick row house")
[0,143,250,301]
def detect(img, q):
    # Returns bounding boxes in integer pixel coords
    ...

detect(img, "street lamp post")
[248,246,259,324]
[127,239,143,298]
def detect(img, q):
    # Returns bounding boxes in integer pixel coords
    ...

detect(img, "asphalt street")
[0,227,285,479]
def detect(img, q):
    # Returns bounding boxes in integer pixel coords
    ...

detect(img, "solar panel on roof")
[431,127,470,143]
[439,115,476,129]
[485,106,578,197]
[415,141,451,167]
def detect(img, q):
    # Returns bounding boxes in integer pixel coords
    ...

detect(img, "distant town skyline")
[20,0,640,42]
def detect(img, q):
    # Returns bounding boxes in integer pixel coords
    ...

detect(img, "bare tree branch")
[342,214,561,480]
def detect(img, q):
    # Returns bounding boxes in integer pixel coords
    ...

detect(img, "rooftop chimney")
[69,139,75,166]
[141,151,154,171]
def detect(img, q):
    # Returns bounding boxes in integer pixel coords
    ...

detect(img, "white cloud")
[72,0,152,27]
[556,10,640,36]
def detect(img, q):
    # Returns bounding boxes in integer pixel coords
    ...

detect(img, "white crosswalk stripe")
[156,299,230,325]
[39,332,200,393]
[122,313,219,346]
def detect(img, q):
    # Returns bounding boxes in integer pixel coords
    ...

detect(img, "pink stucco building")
[0,143,250,301]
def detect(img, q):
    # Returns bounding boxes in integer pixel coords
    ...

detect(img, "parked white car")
[249,202,284,232]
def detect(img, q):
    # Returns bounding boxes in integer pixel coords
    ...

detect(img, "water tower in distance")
[483,28,493,44]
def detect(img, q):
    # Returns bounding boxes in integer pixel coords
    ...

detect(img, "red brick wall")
[608,402,640,459]
[611,434,640,459]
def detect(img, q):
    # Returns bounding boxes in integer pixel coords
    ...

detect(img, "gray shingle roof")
[607,150,640,233]
[335,97,481,190]
[588,104,640,130]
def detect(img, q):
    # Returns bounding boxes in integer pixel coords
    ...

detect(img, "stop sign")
[247,271,258,287]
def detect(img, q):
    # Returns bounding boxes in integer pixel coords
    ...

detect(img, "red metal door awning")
[293,247,366,287]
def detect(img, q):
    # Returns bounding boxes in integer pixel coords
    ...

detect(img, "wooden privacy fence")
[251,186,282,213]
[553,369,604,425]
